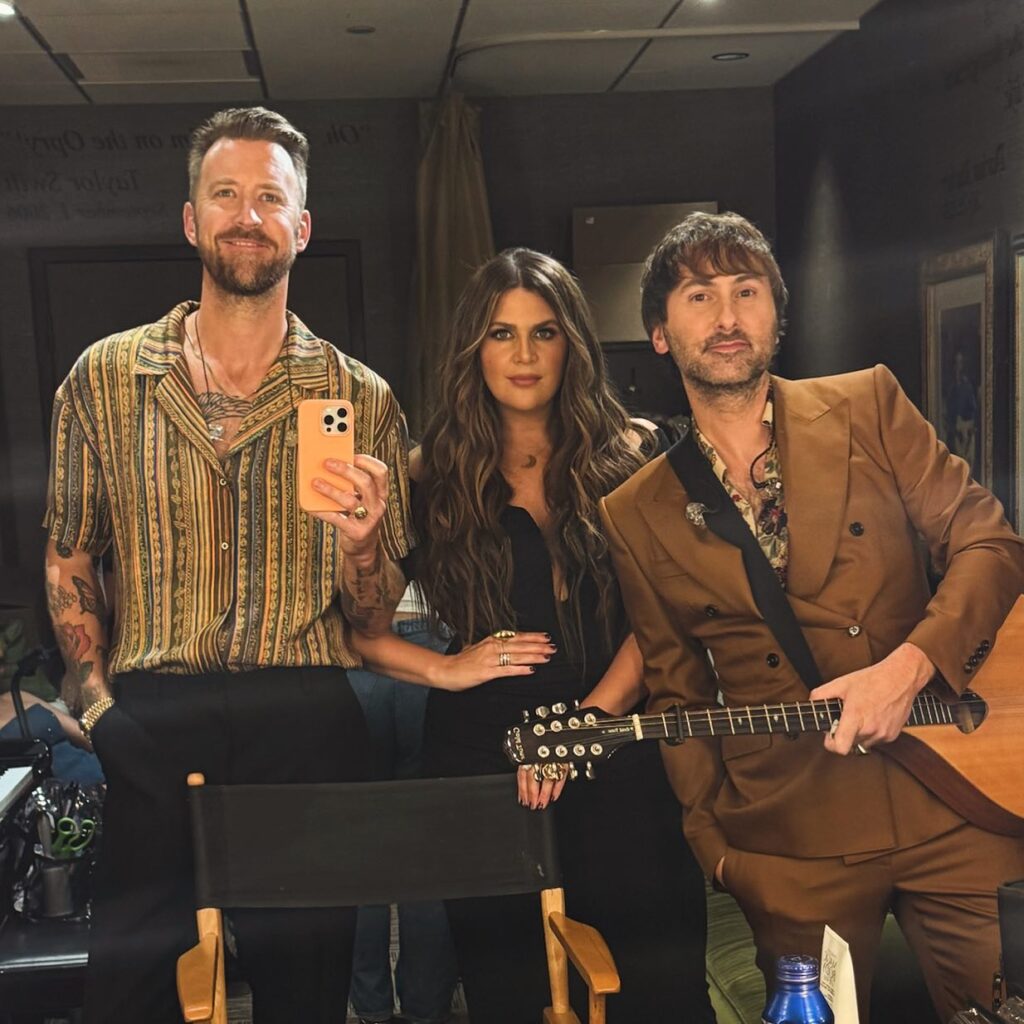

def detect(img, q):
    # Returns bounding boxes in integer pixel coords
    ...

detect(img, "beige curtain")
[408,92,495,434]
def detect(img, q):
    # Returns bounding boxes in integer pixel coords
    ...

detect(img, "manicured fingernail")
[529,667,536,673]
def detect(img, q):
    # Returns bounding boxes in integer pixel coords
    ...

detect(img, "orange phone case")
[297,399,356,513]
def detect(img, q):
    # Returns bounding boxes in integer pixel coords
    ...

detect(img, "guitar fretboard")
[633,691,964,742]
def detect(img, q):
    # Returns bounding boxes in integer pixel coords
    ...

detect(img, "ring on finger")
[532,765,544,783]
[498,651,512,668]
[352,505,369,520]
[492,629,516,640]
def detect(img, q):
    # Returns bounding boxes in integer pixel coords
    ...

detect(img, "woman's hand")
[517,763,570,809]
[436,632,556,691]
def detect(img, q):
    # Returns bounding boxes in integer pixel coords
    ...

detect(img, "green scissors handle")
[52,817,95,857]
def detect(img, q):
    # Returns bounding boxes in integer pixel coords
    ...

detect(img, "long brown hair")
[416,248,647,660]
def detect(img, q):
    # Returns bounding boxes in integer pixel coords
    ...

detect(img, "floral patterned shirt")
[693,394,789,586]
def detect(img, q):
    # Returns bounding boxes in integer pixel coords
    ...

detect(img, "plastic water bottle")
[762,954,835,1024]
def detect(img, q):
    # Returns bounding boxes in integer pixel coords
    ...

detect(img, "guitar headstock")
[503,702,636,778]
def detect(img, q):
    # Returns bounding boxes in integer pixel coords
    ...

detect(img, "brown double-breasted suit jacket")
[601,365,1024,877]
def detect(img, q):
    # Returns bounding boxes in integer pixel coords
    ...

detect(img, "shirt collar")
[133,300,331,392]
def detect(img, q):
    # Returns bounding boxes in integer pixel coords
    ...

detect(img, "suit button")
[849,522,864,536]
[968,654,979,666]
[980,639,991,650]
[704,604,718,618]
[847,625,861,637]
[963,662,974,674]
[766,652,780,668]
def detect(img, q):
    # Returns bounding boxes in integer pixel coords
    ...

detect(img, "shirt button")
[220,542,229,551]
[849,522,864,536]
[766,652,780,668]
[704,604,718,618]
[963,662,974,674]
[219,477,228,486]
[847,625,862,637]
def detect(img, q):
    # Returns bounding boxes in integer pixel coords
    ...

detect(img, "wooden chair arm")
[547,911,621,995]
[543,1009,583,1024]
[176,932,219,1022]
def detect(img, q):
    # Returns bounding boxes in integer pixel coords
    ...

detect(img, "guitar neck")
[632,691,961,743]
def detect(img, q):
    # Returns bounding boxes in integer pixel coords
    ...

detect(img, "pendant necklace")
[186,311,293,444]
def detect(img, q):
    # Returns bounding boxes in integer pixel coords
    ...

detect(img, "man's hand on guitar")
[810,642,935,756]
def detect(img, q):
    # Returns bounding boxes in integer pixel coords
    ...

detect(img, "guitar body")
[887,595,1024,836]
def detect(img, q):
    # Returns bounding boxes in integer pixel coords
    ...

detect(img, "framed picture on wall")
[1014,234,1024,533]
[921,238,995,489]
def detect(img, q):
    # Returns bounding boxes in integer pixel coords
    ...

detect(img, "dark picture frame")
[921,239,996,489]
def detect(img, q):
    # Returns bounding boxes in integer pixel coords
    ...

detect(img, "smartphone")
[297,399,356,513]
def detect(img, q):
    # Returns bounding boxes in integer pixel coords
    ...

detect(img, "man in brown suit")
[600,211,1024,1021]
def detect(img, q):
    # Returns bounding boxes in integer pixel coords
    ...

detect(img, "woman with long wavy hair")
[353,248,714,1024]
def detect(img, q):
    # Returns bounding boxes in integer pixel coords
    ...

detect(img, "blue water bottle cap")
[775,954,821,984]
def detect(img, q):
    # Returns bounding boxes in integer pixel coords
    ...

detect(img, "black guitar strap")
[665,425,824,689]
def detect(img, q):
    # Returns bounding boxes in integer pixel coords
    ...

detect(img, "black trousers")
[84,666,370,1024]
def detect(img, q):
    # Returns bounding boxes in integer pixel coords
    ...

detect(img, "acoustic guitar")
[504,596,1024,836]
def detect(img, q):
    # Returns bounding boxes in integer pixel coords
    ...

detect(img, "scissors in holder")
[52,817,95,858]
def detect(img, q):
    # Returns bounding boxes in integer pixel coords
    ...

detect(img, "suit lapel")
[774,375,851,599]
[637,456,755,613]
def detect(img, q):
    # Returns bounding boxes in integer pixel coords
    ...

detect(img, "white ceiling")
[0,0,884,106]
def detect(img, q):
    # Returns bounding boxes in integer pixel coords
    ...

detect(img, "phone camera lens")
[323,414,335,426]
[339,422,349,433]
[338,407,348,418]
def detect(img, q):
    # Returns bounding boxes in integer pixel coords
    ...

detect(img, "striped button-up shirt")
[45,300,413,676]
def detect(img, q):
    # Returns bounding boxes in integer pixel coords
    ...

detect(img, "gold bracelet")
[79,696,115,738]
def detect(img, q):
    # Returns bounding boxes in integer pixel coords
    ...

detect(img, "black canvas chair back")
[179,772,619,1024]
[189,773,561,908]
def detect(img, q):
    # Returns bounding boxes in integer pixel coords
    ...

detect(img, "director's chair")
[176,772,620,1024]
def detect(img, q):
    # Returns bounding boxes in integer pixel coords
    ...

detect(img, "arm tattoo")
[46,580,76,616]
[340,550,402,632]
[54,622,95,688]
[72,574,105,617]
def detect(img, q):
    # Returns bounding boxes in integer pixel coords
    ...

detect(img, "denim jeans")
[348,618,458,1024]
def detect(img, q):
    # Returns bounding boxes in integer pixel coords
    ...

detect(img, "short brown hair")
[187,106,309,206]
[640,211,788,336]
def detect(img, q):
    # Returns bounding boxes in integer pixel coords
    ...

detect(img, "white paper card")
[820,925,859,1024]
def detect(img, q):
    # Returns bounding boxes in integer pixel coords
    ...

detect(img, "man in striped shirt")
[44,107,412,1024]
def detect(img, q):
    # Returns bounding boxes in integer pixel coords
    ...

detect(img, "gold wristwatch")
[79,696,115,738]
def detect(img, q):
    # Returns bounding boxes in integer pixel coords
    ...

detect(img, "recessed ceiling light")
[0,2,17,18]
[712,51,750,61]
[346,24,376,35]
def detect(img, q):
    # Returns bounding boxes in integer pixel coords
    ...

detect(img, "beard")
[668,324,779,402]
[197,228,296,298]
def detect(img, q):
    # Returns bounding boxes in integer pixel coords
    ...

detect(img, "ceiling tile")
[0,51,69,84]
[85,79,263,104]
[0,80,86,103]
[620,31,842,91]
[25,11,247,52]
[247,0,460,99]
[0,16,44,53]
[19,0,222,14]
[664,0,882,27]
[456,38,643,96]
[461,0,671,35]
[72,49,250,82]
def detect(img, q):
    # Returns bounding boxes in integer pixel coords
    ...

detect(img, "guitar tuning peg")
[572,698,580,709]
[521,709,530,722]
[535,705,550,719]
[585,762,595,780]
[551,702,567,715]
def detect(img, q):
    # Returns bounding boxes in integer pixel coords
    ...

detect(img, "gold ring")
[498,651,512,667]
[856,743,870,755]
[532,765,544,783]
[492,629,516,640]
[352,505,369,520]
[541,763,566,781]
